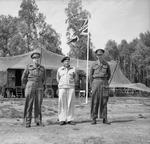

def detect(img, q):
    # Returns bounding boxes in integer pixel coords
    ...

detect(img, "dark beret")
[95,49,105,54]
[61,56,70,63]
[31,49,41,59]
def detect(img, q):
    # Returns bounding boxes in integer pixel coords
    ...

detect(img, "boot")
[60,121,66,125]
[103,118,111,125]
[25,118,31,128]
[67,121,76,125]
[26,124,31,128]
[36,122,44,126]
[91,119,97,125]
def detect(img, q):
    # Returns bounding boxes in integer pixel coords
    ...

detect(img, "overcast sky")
[0,0,149,55]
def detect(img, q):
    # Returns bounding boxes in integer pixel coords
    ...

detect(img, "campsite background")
[0,1,150,144]
[0,0,150,91]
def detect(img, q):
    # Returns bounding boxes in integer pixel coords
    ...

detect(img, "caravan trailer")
[3,68,58,98]
[3,68,86,98]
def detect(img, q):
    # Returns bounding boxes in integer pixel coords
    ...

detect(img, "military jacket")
[21,63,45,88]
[90,60,111,83]
[57,66,76,88]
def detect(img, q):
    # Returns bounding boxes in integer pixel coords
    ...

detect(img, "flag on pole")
[67,18,88,44]
[66,15,90,104]
[79,19,88,35]
[67,35,79,44]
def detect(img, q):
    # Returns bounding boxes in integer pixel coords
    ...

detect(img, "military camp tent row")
[0,48,150,98]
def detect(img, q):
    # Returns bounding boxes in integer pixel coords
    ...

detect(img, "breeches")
[58,88,75,121]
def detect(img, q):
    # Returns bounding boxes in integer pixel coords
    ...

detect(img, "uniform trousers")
[58,88,75,122]
[24,82,43,125]
[91,79,109,120]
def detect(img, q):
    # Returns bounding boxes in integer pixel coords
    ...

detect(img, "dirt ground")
[0,96,150,144]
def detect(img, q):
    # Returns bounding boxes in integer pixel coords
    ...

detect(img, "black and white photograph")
[0,0,150,144]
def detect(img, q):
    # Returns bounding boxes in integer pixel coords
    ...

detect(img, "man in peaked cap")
[61,56,70,63]
[22,48,46,128]
[95,49,105,54]
[89,49,111,125]
[57,56,77,125]
[30,49,41,59]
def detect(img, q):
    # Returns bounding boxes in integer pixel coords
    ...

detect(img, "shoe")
[91,119,97,125]
[26,124,31,128]
[36,122,44,126]
[60,121,66,125]
[67,121,76,125]
[103,119,111,125]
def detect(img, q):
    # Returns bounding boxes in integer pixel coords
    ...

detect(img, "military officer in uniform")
[22,49,45,128]
[57,56,77,125]
[90,49,111,125]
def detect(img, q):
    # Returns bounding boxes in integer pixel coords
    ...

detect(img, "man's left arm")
[42,66,46,90]
[107,64,111,81]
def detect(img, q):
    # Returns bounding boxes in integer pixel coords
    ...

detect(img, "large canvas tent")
[0,48,150,93]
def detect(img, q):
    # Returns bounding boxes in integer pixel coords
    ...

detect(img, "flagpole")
[77,57,79,68]
[66,13,90,104]
[85,20,90,104]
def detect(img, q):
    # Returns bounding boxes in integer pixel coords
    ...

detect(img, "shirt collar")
[96,59,106,65]
[61,65,73,70]
[31,63,41,68]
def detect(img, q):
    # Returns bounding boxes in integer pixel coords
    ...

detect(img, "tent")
[109,62,150,92]
[0,48,150,92]
[0,48,92,71]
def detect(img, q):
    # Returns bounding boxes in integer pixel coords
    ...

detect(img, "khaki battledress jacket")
[90,60,111,119]
[22,63,45,124]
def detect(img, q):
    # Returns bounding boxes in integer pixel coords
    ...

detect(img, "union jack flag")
[67,18,88,44]
[79,19,88,35]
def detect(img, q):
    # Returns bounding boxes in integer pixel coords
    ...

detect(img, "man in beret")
[22,49,46,128]
[89,49,111,125]
[56,56,77,125]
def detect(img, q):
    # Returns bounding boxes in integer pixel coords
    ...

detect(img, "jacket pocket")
[101,65,108,73]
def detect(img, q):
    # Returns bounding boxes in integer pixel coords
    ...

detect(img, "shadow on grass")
[111,119,135,123]
[46,119,92,126]
[46,118,136,126]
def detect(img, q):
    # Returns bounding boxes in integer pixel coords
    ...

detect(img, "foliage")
[65,0,95,60]
[104,40,119,61]
[0,15,22,56]
[104,31,150,87]
[0,0,62,56]
[18,0,62,53]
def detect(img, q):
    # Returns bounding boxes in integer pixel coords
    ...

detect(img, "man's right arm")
[21,65,29,86]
